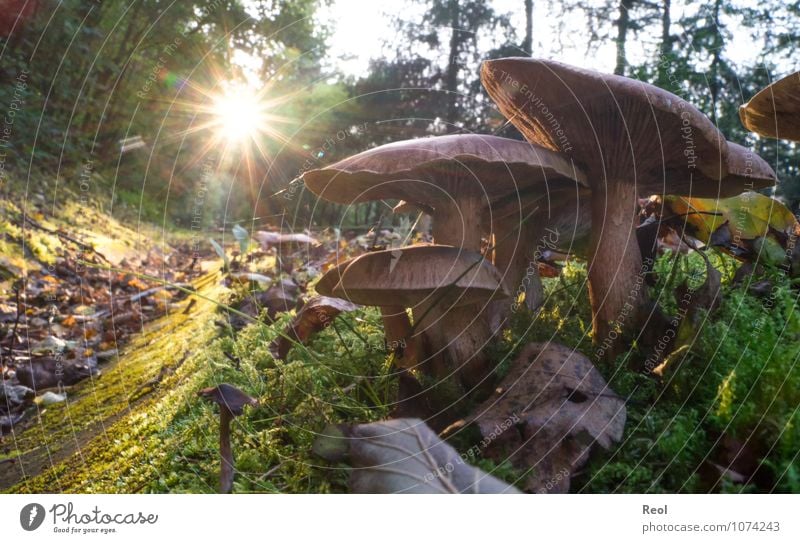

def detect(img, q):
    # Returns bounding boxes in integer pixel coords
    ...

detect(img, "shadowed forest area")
[1,0,800,495]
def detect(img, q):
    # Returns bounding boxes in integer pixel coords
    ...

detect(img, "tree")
[523,0,533,55]
[386,0,516,132]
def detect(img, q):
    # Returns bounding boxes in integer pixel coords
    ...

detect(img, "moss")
[570,253,800,493]
[6,277,225,493]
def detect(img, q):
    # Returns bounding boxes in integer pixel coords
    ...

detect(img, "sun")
[172,76,295,165]
[212,87,265,142]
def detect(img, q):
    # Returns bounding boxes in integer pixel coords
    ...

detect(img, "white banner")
[1,494,798,542]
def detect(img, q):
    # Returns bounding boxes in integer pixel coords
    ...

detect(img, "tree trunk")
[614,0,634,76]
[523,0,533,54]
[656,0,672,88]
[709,0,722,116]
[660,0,672,58]
[445,0,461,131]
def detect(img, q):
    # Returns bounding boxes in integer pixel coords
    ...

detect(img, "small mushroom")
[321,245,508,414]
[316,259,423,371]
[739,71,800,142]
[198,383,258,493]
[481,58,774,356]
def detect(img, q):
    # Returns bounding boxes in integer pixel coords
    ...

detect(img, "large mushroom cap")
[323,244,508,308]
[303,134,587,207]
[660,141,777,198]
[740,71,800,141]
[198,383,258,416]
[480,58,729,185]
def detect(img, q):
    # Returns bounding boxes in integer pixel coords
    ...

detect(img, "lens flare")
[213,87,264,142]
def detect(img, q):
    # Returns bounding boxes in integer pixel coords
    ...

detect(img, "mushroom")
[303,134,587,254]
[395,187,592,320]
[198,383,258,493]
[306,134,585,337]
[739,71,800,141]
[320,244,509,412]
[659,142,776,195]
[316,259,422,371]
[480,58,773,355]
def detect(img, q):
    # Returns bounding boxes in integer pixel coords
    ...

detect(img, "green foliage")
[551,254,800,493]
[144,303,394,493]
[493,254,800,493]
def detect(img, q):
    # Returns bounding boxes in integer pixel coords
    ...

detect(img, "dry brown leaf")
[269,296,359,360]
[450,342,626,493]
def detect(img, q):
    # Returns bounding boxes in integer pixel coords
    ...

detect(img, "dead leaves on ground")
[444,342,626,493]
[0,218,205,433]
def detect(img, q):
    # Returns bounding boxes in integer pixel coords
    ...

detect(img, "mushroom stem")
[413,302,495,402]
[379,306,421,370]
[219,410,234,493]
[588,180,645,360]
[433,195,484,251]
[487,217,546,334]
[493,217,545,312]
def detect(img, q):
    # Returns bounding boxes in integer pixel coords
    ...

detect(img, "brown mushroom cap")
[740,71,800,141]
[323,245,509,308]
[198,384,257,416]
[658,141,776,197]
[480,58,730,188]
[303,134,588,207]
[315,259,348,297]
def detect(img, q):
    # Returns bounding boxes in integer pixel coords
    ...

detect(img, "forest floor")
[2,178,799,494]
[0,185,224,491]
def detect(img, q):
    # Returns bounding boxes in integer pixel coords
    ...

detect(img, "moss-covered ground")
[3,192,798,493]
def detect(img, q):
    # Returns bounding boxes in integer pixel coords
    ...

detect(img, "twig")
[22,215,109,262]
[129,283,193,303]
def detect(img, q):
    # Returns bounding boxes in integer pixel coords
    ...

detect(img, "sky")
[317,0,617,77]
[317,0,774,79]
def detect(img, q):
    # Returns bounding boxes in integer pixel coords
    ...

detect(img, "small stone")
[38,391,67,406]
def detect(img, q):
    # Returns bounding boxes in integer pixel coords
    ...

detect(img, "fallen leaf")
[313,418,520,493]
[15,356,99,391]
[447,342,626,493]
[664,193,799,268]
[269,296,358,360]
[255,231,319,250]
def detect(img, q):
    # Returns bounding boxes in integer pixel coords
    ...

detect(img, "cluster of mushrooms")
[300,58,777,422]
[195,64,797,493]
